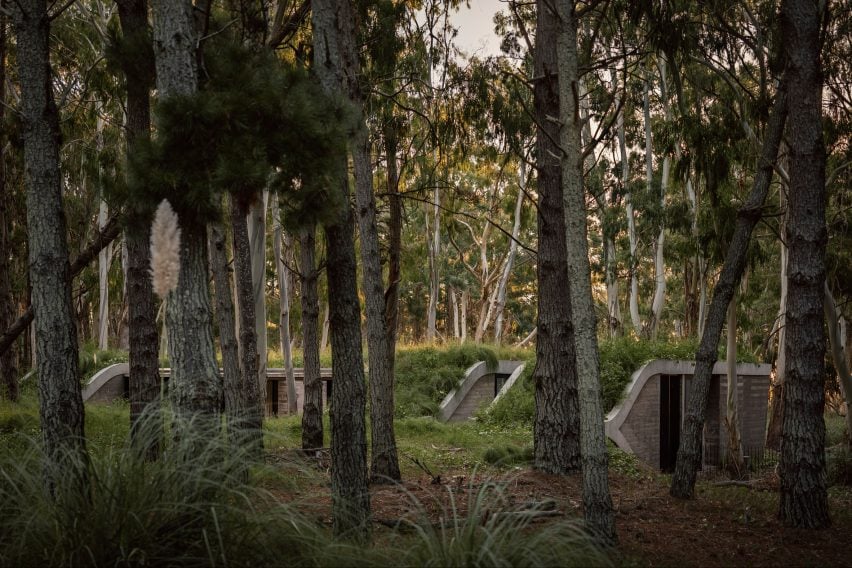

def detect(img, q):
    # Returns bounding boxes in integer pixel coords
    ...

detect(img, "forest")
[0,0,850,565]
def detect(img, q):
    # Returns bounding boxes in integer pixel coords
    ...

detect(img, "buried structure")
[604,360,773,471]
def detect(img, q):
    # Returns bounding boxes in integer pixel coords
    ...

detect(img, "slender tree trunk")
[152,0,221,421]
[670,81,788,499]
[555,2,615,542]
[248,192,268,401]
[272,195,297,414]
[0,18,18,401]
[384,130,402,358]
[353,127,400,483]
[320,302,330,351]
[230,198,264,455]
[312,0,370,541]
[299,225,323,450]
[533,0,580,476]
[622,99,641,335]
[494,165,526,344]
[97,135,111,352]
[209,219,241,429]
[13,0,87,481]
[778,0,829,528]
[767,186,789,450]
[725,298,743,475]
[426,188,440,342]
[460,291,468,341]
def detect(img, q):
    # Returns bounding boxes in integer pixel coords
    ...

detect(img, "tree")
[778,0,830,529]
[670,80,788,499]
[12,0,87,481]
[555,0,615,543]
[532,0,580,476]
[0,14,17,402]
[311,0,371,541]
[150,0,221,420]
[115,0,162,459]
[299,224,324,450]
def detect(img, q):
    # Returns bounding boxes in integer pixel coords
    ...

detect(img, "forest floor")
[266,440,852,567]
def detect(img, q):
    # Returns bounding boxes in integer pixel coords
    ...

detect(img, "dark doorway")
[659,374,682,472]
[271,380,279,416]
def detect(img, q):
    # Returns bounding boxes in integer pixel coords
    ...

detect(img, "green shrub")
[0,414,330,567]
[78,343,129,383]
[482,444,533,467]
[388,479,611,567]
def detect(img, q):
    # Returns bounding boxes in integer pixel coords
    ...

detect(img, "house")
[604,359,772,471]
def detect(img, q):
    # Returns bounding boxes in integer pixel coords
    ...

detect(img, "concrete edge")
[490,362,526,407]
[82,362,129,402]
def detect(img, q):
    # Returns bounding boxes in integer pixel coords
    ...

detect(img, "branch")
[0,215,122,356]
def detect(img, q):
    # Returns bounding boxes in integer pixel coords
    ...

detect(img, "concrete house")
[604,360,773,471]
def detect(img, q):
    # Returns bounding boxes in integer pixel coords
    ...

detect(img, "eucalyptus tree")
[12,0,87,481]
[777,0,830,529]
[311,0,371,541]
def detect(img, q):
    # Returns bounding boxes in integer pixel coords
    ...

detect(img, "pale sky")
[451,0,505,58]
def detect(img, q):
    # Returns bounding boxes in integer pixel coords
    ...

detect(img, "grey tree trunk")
[778,0,829,529]
[248,193,268,401]
[353,128,400,483]
[208,219,241,433]
[725,299,743,475]
[0,19,18,402]
[13,0,87,479]
[532,0,580,476]
[118,0,161,460]
[312,0,370,542]
[230,198,264,456]
[272,195,297,414]
[555,2,615,542]
[426,189,440,342]
[670,81,788,499]
[767,186,789,451]
[151,0,221,421]
[384,131,402,357]
[493,165,526,344]
[299,225,323,450]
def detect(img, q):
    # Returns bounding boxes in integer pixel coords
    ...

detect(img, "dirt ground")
[276,455,852,567]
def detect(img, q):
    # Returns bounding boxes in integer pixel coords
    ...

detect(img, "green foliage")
[394,343,499,418]
[78,344,129,383]
[482,444,533,467]
[390,480,612,567]
[0,414,329,567]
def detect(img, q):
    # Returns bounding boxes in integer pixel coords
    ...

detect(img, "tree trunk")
[622,93,641,335]
[767,185,789,451]
[151,0,221,423]
[533,0,580,476]
[778,0,830,528]
[97,163,111,350]
[555,1,615,542]
[230,198,264,456]
[725,298,743,475]
[13,0,87,480]
[299,225,323,450]
[312,0,370,542]
[208,219,241,431]
[354,126,400,483]
[248,192,268,401]
[426,187,440,342]
[384,130,402,357]
[272,195,297,414]
[320,302,330,351]
[494,164,526,344]
[670,81,788,499]
[0,17,18,401]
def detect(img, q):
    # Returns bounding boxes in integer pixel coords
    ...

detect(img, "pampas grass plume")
[150,199,181,299]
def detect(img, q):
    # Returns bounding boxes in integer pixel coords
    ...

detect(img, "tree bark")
[494,165,526,344]
[312,0,370,542]
[248,193,268,401]
[767,186,789,451]
[151,0,221,422]
[778,0,830,528]
[0,17,18,401]
[208,219,240,432]
[824,283,852,447]
[299,225,324,450]
[555,1,615,542]
[726,298,743,475]
[670,80,788,499]
[13,0,87,480]
[384,130,402,357]
[533,0,580,476]
[272,195,297,414]
[230,198,264,456]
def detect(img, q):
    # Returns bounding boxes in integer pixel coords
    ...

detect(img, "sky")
[450,0,505,58]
